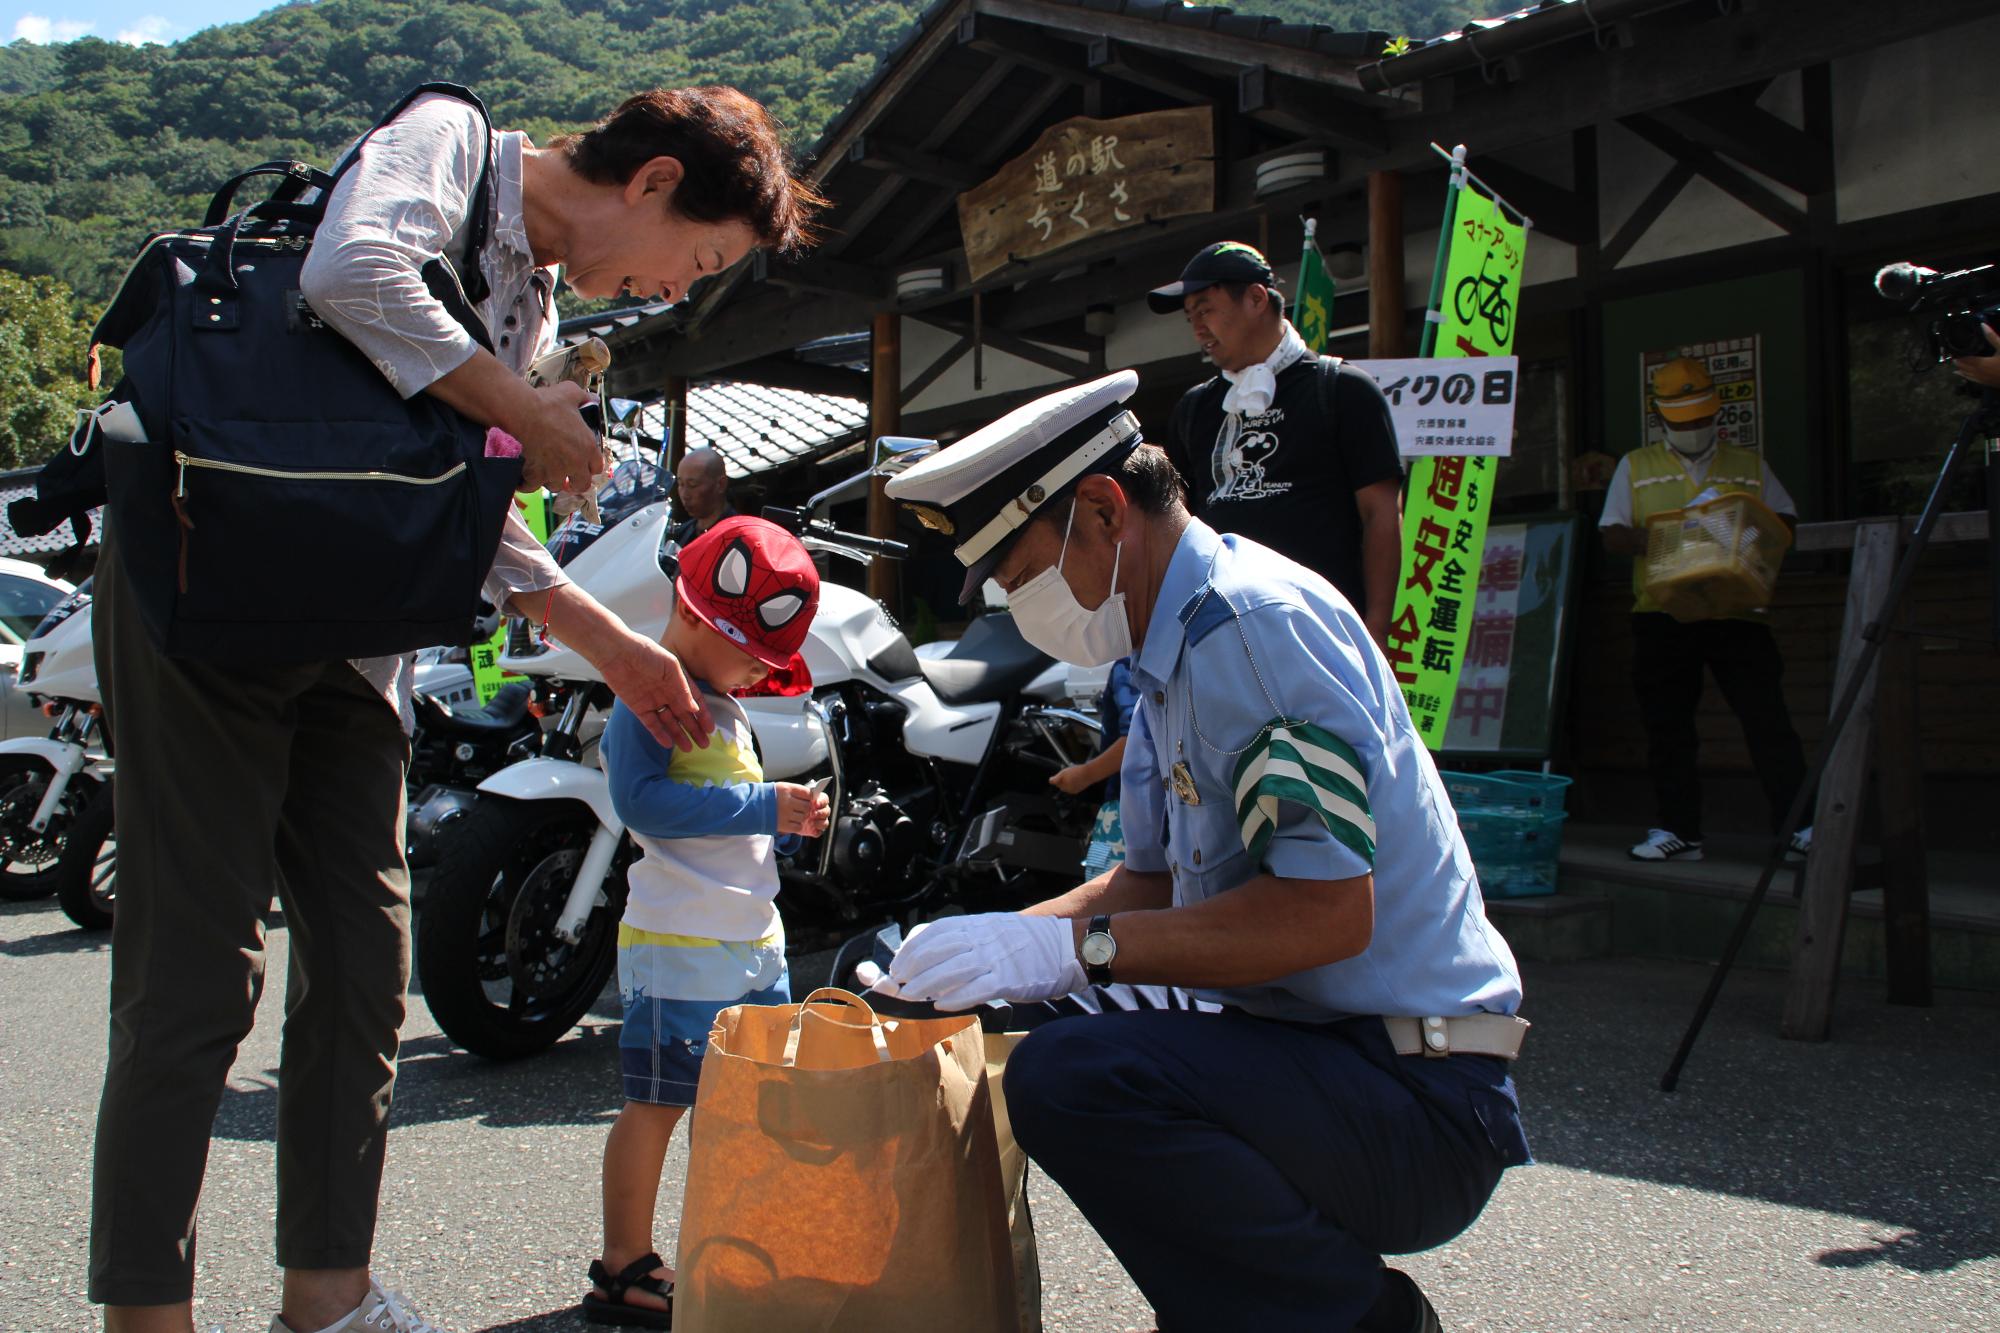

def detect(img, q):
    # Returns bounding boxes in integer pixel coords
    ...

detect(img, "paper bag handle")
[782,987,893,1067]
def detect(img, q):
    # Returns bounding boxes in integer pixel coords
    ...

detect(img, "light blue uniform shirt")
[1120,520,1522,1023]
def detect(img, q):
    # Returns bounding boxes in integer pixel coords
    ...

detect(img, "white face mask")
[1006,503,1133,667]
[1664,421,1717,457]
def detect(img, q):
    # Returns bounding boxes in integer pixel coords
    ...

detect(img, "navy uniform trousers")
[995,987,1531,1332]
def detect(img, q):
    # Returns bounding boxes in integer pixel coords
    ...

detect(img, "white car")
[0,558,78,741]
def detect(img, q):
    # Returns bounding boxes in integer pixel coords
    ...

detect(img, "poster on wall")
[1640,336,1761,450]
[1439,515,1578,758]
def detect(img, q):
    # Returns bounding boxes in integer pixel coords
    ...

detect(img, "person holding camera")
[1596,356,1810,863]
[90,88,823,1333]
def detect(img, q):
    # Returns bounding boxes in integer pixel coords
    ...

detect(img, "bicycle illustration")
[1453,250,1514,345]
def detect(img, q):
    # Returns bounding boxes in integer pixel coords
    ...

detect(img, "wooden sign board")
[957,108,1216,283]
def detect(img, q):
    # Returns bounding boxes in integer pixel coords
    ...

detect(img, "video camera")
[1874,260,2000,362]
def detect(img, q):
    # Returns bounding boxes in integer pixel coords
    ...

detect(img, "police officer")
[878,371,1530,1333]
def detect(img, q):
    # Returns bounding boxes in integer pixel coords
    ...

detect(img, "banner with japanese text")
[471,490,550,705]
[1385,171,1526,748]
[1349,356,1519,456]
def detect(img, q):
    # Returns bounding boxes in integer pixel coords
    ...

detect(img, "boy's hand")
[1049,763,1096,796]
[775,784,833,837]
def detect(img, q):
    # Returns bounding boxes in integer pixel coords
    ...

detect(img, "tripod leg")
[1659,392,1995,1090]
[1874,626,1932,1006]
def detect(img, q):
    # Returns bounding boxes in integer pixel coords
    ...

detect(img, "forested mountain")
[0,0,1478,308]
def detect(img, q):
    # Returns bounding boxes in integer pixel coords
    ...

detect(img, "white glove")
[885,913,1087,1011]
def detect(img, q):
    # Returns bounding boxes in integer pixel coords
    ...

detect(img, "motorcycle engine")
[829,787,923,895]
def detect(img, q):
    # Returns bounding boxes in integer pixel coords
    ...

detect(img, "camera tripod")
[1660,385,1998,1091]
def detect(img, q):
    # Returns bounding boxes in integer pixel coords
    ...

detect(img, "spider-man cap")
[675,515,821,670]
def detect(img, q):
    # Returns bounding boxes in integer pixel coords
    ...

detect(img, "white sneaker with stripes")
[1630,828,1703,861]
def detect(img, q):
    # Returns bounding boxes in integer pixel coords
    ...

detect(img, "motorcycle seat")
[416,681,534,736]
[918,614,1053,706]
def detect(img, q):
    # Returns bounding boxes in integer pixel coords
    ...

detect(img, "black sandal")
[581,1253,674,1328]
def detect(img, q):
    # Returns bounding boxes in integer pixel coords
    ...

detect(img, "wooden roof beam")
[956,13,1093,88]
[877,75,1072,265]
[1647,87,1832,198]
[1621,113,1808,235]
[973,0,1372,91]
[916,56,1018,151]
[752,252,890,302]
[1238,66,1387,154]
[1086,37,1235,106]
[846,134,985,191]
[821,173,913,260]
[728,354,872,400]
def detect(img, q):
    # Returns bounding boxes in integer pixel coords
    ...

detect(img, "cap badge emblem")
[909,504,955,535]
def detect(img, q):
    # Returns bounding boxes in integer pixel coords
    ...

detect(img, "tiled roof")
[0,470,98,559]
[642,381,868,479]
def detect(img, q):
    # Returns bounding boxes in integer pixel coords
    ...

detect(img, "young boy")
[584,515,831,1328]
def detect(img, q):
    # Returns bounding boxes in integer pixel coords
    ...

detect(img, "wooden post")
[663,375,689,474]
[868,310,902,610]
[1367,170,1405,358]
[1781,519,1897,1040]
[1874,617,1932,1007]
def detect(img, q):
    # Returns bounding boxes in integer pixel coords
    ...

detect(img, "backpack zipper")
[172,451,469,497]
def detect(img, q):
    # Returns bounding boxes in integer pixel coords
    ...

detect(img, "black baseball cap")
[1147,241,1278,314]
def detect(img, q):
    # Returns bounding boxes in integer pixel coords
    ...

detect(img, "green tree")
[0,269,101,470]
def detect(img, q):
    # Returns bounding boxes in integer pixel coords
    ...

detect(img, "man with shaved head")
[668,448,736,549]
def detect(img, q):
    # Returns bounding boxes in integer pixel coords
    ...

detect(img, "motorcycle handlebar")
[761,506,910,559]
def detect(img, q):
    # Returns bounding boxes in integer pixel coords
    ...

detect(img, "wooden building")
[594,0,1999,847]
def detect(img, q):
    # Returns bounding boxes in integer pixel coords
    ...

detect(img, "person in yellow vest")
[1597,356,1811,862]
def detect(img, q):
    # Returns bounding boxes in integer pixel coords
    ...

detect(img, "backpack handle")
[203,160,332,229]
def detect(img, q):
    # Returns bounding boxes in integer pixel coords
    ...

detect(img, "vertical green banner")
[1385,163,1527,747]
[1296,216,1337,353]
[471,490,553,704]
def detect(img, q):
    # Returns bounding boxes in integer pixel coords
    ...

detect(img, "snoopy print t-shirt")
[1164,356,1404,618]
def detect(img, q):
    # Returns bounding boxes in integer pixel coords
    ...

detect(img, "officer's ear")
[1072,473,1129,540]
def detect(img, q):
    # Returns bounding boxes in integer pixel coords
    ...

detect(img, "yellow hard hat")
[1649,356,1719,423]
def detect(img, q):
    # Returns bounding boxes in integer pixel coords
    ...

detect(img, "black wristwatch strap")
[1084,913,1115,985]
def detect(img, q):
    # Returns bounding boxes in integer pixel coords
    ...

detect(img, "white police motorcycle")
[414,441,1103,1059]
[0,584,116,928]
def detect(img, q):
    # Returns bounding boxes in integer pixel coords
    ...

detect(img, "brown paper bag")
[983,1032,1042,1333]
[675,988,1020,1333]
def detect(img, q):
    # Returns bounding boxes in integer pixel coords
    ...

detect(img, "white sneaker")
[1629,828,1703,861]
[269,1280,452,1333]
[1787,825,1814,859]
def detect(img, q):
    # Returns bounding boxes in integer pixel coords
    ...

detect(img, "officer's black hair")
[1069,442,1187,517]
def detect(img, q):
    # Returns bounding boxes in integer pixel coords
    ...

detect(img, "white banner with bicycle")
[1350,355,1520,458]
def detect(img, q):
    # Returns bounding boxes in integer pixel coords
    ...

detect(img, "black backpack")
[66,83,523,663]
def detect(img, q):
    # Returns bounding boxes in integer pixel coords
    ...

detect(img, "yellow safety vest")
[1625,442,1764,614]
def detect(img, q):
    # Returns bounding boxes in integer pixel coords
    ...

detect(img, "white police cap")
[885,370,1143,602]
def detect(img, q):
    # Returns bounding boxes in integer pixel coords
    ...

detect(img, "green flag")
[1296,216,1337,354]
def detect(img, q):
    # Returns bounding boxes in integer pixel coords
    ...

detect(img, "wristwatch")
[1079,914,1118,985]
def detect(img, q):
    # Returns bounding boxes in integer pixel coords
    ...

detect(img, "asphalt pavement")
[2,892,1996,1332]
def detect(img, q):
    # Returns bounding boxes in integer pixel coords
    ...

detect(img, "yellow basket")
[1642,491,1792,622]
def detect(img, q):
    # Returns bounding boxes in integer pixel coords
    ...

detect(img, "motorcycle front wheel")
[54,778,115,930]
[0,755,85,900]
[415,795,627,1060]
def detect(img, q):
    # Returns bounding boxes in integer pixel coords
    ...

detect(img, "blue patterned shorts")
[616,924,789,1106]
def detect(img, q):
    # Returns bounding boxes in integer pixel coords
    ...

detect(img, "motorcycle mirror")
[871,435,938,475]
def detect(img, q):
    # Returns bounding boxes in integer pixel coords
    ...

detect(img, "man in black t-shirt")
[1152,242,1404,649]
